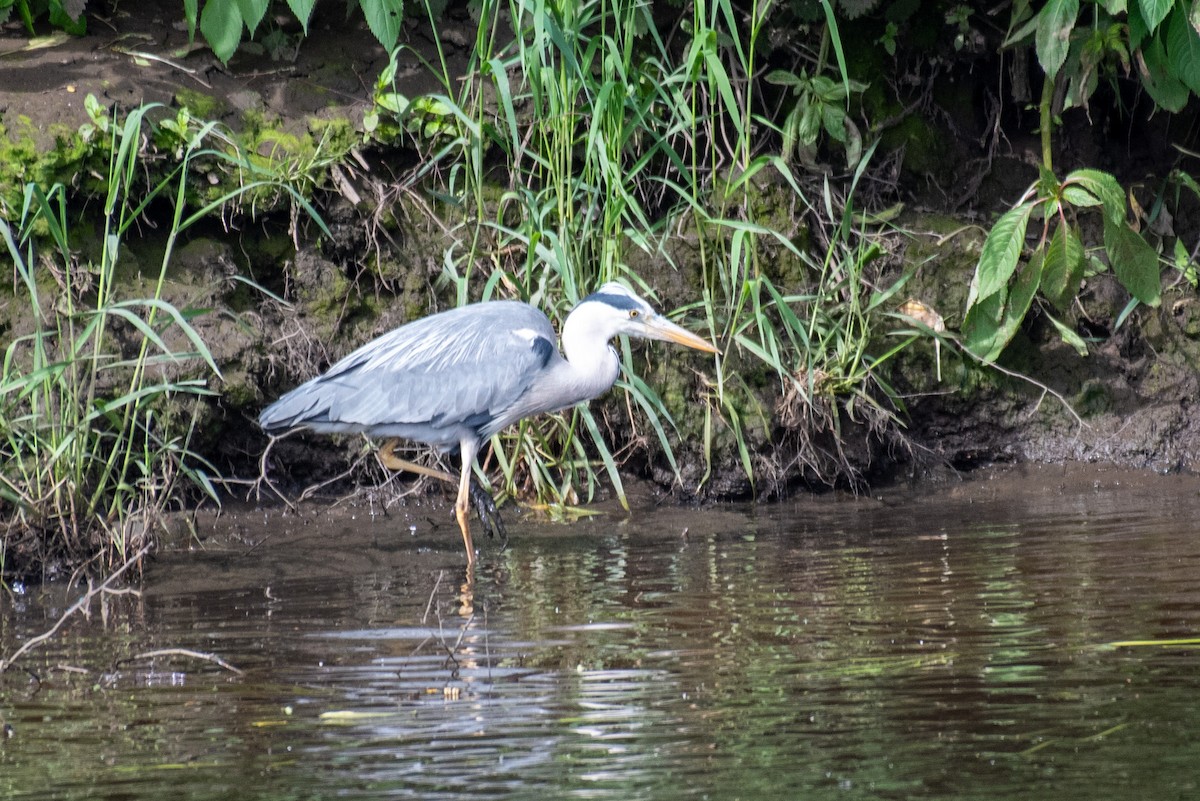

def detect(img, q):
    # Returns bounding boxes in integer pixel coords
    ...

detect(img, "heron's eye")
[629,310,640,319]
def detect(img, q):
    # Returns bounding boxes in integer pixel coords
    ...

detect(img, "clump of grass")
[364,0,918,506]
[0,100,327,578]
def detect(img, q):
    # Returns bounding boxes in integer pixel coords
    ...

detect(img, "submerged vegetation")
[2,0,1199,577]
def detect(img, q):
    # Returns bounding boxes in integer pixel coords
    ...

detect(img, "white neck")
[558,310,621,403]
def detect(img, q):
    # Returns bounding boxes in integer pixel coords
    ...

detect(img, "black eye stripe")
[581,291,641,311]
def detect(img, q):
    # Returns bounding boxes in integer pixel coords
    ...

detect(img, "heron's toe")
[468,477,508,544]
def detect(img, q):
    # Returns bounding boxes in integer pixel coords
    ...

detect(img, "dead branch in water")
[116,648,244,676]
[0,545,150,674]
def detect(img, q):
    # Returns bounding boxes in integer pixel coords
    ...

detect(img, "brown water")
[3,464,1200,800]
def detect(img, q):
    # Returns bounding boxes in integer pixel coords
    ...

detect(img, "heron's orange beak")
[644,315,721,354]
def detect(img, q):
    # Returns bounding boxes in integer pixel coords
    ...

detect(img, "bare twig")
[0,545,150,674]
[955,336,1087,430]
[117,648,244,676]
[421,570,445,625]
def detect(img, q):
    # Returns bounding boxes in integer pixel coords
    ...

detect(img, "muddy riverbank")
[2,1,1199,531]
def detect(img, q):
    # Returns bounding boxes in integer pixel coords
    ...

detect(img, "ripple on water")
[3,466,1200,800]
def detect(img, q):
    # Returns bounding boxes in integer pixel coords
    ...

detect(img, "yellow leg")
[454,456,476,566]
[378,438,477,566]
[377,439,456,483]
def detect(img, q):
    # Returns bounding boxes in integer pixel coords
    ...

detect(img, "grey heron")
[259,282,718,565]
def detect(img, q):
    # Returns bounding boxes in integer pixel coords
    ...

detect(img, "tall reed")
[371,0,912,503]
[0,100,327,575]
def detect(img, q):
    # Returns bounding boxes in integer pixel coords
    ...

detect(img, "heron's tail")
[258,377,329,433]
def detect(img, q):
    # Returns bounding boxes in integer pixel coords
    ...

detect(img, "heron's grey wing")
[260,302,559,444]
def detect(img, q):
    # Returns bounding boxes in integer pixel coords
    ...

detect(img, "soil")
[0,1,445,149]
[2,1,1200,512]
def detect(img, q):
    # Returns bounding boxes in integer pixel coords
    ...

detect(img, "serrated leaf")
[967,201,1037,308]
[200,0,244,63]
[765,69,805,87]
[361,0,404,51]
[1104,219,1162,306]
[235,0,268,36]
[1064,168,1125,224]
[822,104,847,143]
[1036,0,1079,77]
[963,288,1005,356]
[183,0,198,39]
[798,102,820,146]
[1061,184,1101,206]
[1005,11,1042,47]
[286,0,317,33]
[1139,0,1173,32]
[965,249,1045,362]
[1139,33,1191,111]
[1128,0,1150,46]
[48,2,86,34]
[1042,223,1086,310]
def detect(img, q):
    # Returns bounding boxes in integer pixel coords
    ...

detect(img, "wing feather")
[259,301,560,445]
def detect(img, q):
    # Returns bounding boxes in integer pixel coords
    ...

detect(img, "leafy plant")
[0,98,329,576]
[361,0,912,503]
[768,69,867,169]
[0,0,85,35]
[185,0,404,64]
[1005,0,1200,116]
[962,166,1161,363]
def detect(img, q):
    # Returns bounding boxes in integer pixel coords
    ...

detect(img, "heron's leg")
[377,439,457,483]
[454,453,477,566]
[381,438,506,546]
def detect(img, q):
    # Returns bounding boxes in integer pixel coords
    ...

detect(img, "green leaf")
[360,0,403,51]
[798,102,821,146]
[1036,0,1079,77]
[286,0,317,33]
[1166,9,1200,93]
[1061,184,1101,206]
[1042,223,1085,310]
[821,104,847,143]
[1138,0,1174,32]
[1129,0,1155,48]
[234,0,268,36]
[1104,219,1162,306]
[48,1,86,34]
[967,200,1037,309]
[964,247,1045,362]
[765,69,805,87]
[183,0,198,39]
[1064,168,1125,224]
[200,0,244,63]
[1046,312,1090,356]
[1140,29,1192,111]
[962,288,1006,356]
[579,406,627,511]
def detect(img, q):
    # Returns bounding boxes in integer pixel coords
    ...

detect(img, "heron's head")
[571,282,719,353]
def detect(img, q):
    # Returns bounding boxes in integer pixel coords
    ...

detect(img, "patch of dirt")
[0,1,454,146]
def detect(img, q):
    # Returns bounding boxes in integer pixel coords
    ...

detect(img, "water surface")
[3,464,1199,799]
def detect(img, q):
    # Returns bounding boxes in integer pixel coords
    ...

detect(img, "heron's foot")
[468,477,508,545]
